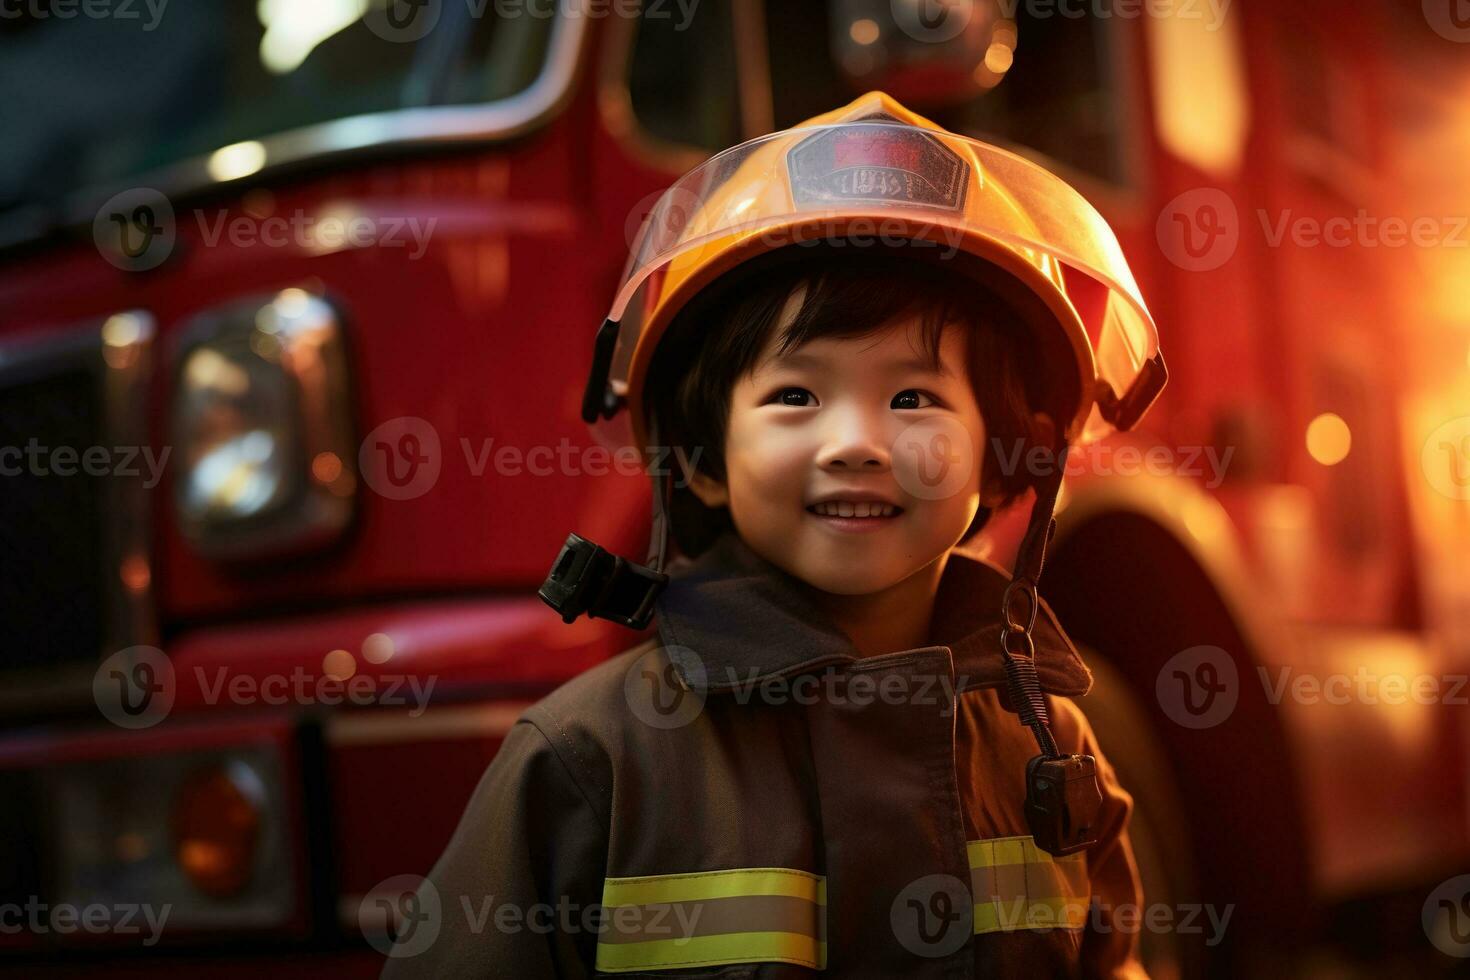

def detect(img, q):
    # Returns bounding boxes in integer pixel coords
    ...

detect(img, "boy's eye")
[774,387,816,407]
[892,389,937,410]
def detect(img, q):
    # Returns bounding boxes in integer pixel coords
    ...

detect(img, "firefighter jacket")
[382,530,1148,978]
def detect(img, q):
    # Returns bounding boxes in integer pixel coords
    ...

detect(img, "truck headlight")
[45,743,296,933]
[173,289,355,559]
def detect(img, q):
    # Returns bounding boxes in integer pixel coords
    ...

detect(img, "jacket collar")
[654,531,1092,697]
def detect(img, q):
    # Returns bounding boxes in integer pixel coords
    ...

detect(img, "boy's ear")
[684,464,730,509]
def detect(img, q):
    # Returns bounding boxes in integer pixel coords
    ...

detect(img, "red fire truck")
[1,1,1466,976]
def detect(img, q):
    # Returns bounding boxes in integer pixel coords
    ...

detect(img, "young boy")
[384,92,1167,978]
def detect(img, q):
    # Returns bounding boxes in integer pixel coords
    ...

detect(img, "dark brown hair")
[645,242,1066,557]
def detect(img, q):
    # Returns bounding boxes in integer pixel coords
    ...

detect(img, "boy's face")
[687,305,1001,596]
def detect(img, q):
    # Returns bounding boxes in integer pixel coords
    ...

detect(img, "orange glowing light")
[120,554,150,593]
[323,648,356,680]
[1306,413,1352,466]
[312,451,343,484]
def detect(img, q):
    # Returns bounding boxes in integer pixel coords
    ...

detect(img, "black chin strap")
[998,438,1069,759]
[537,423,673,630]
[645,418,673,574]
[1001,437,1103,858]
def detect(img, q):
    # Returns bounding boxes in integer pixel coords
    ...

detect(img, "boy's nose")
[815,414,891,471]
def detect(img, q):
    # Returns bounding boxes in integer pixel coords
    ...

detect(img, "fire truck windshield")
[0,1,555,223]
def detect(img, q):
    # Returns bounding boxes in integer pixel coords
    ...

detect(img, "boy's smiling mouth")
[805,493,904,531]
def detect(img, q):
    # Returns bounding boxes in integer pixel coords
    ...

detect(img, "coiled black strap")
[998,439,1069,760]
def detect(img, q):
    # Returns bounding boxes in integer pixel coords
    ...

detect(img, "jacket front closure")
[649,532,1095,977]
[800,645,977,977]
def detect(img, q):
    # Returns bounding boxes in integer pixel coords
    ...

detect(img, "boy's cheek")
[889,415,981,505]
[726,426,814,490]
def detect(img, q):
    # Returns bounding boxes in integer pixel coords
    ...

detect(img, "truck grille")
[0,366,108,672]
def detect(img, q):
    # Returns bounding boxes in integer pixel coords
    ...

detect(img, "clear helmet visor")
[593,119,1164,451]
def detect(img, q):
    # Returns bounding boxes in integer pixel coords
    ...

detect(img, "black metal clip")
[538,533,668,630]
[1024,753,1103,857]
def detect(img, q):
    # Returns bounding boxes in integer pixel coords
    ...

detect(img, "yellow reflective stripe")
[596,931,827,972]
[601,867,825,908]
[966,834,1085,871]
[973,897,1091,934]
[969,836,1029,867]
[598,895,825,945]
[967,835,1090,936]
[597,868,826,972]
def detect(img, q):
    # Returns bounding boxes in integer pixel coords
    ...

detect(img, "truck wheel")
[1074,648,1206,980]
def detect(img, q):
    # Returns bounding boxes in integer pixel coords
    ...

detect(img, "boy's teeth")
[814,501,895,517]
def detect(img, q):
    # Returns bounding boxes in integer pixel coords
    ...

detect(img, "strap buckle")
[1025,753,1103,856]
[538,533,668,630]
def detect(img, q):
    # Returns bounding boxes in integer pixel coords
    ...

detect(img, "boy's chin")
[781,554,930,598]
[735,525,953,597]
